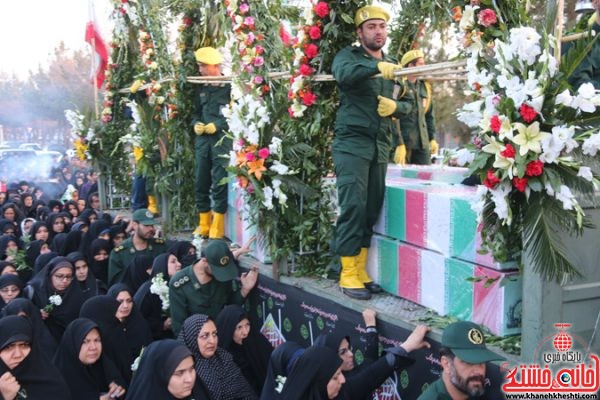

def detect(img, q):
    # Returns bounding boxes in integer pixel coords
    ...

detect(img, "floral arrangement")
[224,0,296,212]
[131,346,145,372]
[455,1,600,282]
[65,109,96,161]
[287,1,330,118]
[150,272,170,313]
[274,375,286,393]
[43,294,62,314]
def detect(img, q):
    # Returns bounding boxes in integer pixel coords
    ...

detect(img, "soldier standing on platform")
[191,47,231,240]
[331,5,413,300]
[393,49,439,165]
[107,208,167,286]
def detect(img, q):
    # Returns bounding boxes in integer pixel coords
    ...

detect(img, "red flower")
[512,177,529,192]
[305,43,318,59]
[500,143,516,159]
[299,64,314,76]
[483,170,501,189]
[477,9,498,27]
[519,103,538,123]
[314,2,330,18]
[490,115,501,134]
[279,25,291,47]
[525,160,544,177]
[302,91,317,106]
[182,17,192,26]
[308,26,321,40]
[288,107,295,118]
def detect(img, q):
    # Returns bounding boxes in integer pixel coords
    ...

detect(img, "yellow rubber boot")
[147,195,159,215]
[356,248,371,283]
[356,247,382,293]
[209,212,225,239]
[339,255,371,300]
[193,212,211,237]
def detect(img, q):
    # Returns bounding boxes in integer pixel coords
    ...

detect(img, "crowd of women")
[0,168,431,399]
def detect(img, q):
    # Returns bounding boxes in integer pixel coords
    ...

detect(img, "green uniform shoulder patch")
[154,238,165,244]
[114,245,124,253]
[172,274,191,289]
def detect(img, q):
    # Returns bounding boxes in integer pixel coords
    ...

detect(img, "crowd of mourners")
[0,156,434,400]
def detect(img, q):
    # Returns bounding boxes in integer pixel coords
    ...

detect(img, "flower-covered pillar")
[454,0,600,356]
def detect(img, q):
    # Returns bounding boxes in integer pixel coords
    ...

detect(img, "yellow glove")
[377,96,397,117]
[194,123,205,135]
[429,139,439,155]
[377,62,400,80]
[204,123,217,135]
[394,145,407,165]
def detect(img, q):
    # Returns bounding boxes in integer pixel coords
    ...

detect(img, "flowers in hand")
[150,273,170,313]
[274,375,287,393]
[43,294,62,314]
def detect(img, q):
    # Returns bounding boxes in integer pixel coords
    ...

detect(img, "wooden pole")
[555,0,565,64]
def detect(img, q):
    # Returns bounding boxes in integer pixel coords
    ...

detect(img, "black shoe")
[341,287,372,300]
[364,282,383,294]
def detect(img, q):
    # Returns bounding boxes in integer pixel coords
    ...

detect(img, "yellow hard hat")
[401,49,424,66]
[194,47,222,65]
[354,5,390,27]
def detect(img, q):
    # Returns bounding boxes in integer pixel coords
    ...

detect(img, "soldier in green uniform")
[332,5,412,300]
[417,321,504,400]
[393,49,439,166]
[169,239,258,336]
[107,208,167,286]
[191,47,231,240]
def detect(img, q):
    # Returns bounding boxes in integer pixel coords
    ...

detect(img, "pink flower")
[244,16,254,28]
[238,139,245,147]
[314,2,330,18]
[308,26,321,40]
[287,89,295,100]
[302,91,317,106]
[288,107,295,118]
[246,32,255,45]
[299,64,314,76]
[254,76,264,85]
[245,152,256,162]
[239,3,249,14]
[258,147,270,159]
[253,56,264,67]
[477,9,497,27]
[255,45,264,55]
[305,43,318,59]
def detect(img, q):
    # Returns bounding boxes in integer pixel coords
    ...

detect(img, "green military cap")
[442,321,505,364]
[204,239,238,282]
[132,208,157,226]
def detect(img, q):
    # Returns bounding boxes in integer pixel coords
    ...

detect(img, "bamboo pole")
[561,31,594,43]
[555,0,565,64]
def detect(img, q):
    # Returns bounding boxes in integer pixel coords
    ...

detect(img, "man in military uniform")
[393,49,439,166]
[191,47,231,240]
[169,239,258,335]
[417,321,504,400]
[331,5,412,300]
[107,208,167,286]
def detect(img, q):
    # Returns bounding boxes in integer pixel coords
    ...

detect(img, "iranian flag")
[85,1,108,88]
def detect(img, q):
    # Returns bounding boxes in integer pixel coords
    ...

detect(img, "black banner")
[247,274,506,399]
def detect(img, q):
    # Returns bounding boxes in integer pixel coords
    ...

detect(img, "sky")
[0,0,112,79]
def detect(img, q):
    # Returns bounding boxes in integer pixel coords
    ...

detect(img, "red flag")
[85,21,108,88]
